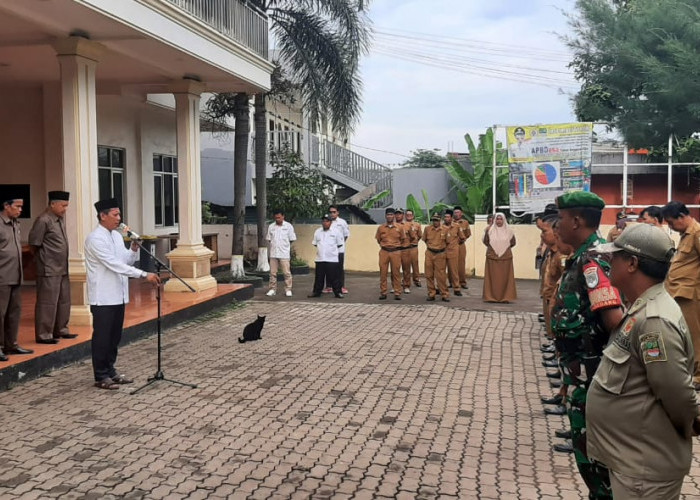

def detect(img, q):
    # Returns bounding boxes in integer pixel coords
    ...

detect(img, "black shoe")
[5,346,33,355]
[307,293,321,298]
[544,405,567,416]
[549,380,562,388]
[441,297,450,302]
[546,371,561,379]
[454,291,463,296]
[55,333,78,339]
[538,313,545,323]
[542,360,559,368]
[541,342,552,348]
[540,345,555,353]
[542,354,556,361]
[555,429,571,439]
[394,295,401,300]
[426,296,435,301]
[334,293,344,299]
[553,441,574,453]
[379,294,387,300]
[414,282,422,287]
[0,351,7,362]
[540,394,563,405]
[37,339,59,345]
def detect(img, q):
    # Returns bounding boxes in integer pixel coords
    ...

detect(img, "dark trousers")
[314,262,341,295]
[338,252,345,288]
[35,275,71,341]
[91,304,126,382]
[0,284,21,350]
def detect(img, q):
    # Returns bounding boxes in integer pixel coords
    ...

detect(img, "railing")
[164,0,268,58]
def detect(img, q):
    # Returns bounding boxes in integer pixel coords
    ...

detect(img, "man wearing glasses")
[326,205,350,294]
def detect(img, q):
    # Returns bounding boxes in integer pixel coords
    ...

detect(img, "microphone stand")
[129,237,197,395]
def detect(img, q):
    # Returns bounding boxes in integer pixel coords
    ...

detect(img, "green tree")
[566,0,700,149]
[267,145,335,222]
[401,149,449,169]
[206,0,371,276]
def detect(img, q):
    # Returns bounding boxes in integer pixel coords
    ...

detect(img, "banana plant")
[405,190,451,224]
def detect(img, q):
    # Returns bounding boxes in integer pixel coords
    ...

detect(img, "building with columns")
[0,0,272,325]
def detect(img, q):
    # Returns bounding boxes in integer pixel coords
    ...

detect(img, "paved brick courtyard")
[2,298,700,499]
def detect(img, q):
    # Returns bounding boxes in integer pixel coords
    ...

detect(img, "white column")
[164,80,216,292]
[54,37,104,326]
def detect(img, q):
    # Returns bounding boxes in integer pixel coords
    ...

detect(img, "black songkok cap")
[385,207,395,215]
[445,209,454,216]
[0,186,23,205]
[49,191,70,201]
[94,198,119,213]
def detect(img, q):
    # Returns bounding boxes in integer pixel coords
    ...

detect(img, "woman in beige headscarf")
[482,212,517,302]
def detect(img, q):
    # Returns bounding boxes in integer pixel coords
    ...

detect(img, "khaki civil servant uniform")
[542,247,567,338]
[402,221,422,288]
[375,223,406,297]
[0,212,23,351]
[587,283,698,497]
[29,209,71,342]
[444,222,466,293]
[422,224,448,299]
[664,218,700,382]
[453,218,472,287]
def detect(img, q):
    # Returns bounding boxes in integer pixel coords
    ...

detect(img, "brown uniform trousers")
[454,219,472,287]
[422,225,448,299]
[444,223,466,293]
[664,218,700,382]
[0,213,23,351]
[376,223,406,296]
[402,221,422,288]
[29,210,71,341]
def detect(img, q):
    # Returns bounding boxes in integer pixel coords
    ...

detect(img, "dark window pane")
[154,175,163,226]
[113,172,124,215]
[112,149,123,168]
[164,156,173,173]
[98,168,111,200]
[174,176,179,224]
[172,157,178,173]
[164,174,174,226]
[98,147,109,167]
[153,155,162,172]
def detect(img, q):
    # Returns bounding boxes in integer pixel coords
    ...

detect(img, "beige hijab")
[487,212,514,257]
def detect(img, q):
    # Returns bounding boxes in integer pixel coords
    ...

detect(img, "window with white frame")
[97,146,125,217]
[153,154,179,227]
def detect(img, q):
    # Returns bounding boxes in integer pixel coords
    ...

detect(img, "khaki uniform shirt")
[28,209,69,277]
[443,223,465,255]
[0,212,22,286]
[665,218,700,300]
[422,224,447,251]
[454,218,472,242]
[405,221,422,246]
[375,223,406,250]
[542,247,567,301]
[587,283,698,480]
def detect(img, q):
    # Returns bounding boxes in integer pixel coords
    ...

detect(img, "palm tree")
[207,0,371,277]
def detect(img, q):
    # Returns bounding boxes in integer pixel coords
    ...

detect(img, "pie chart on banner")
[532,161,561,188]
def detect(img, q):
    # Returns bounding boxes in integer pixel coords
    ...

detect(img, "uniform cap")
[536,203,559,223]
[556,191,605,210]
[594,224,675,262]
[394,207,404,214]
[48,191,70,201]
[94,198,119,213]
[321,214,331,221]
[385,207,395,215]
[616,211,628,220]
[431,213,441,221]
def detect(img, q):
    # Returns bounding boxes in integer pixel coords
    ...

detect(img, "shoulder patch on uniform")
[621,317,636,336]
[640,332,667,364]
[583,266,599,289]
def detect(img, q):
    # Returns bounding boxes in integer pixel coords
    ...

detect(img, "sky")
[350,0,580,167]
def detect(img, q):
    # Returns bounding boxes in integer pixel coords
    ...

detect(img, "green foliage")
[361,189,391,210]
[405,191,450,224]
[565,0,700,151]
[266,145,334,222]
[443,128,509,223]
[201,202,227,224]
[401,149,449,169]
[647,135,700,163]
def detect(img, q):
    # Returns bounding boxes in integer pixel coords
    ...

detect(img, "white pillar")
[164,80,216,292]
[54,37,104,326]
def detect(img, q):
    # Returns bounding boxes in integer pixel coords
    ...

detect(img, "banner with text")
[506,122,593,213]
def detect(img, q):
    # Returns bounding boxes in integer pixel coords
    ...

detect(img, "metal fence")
[164,0,268,58]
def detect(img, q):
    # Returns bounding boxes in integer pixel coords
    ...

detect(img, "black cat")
[239,315,266,343]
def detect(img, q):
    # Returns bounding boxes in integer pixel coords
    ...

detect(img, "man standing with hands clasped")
[85,198,160,390]
[265,209,297,297]
[587,223,700,499]
[29,191,77,344]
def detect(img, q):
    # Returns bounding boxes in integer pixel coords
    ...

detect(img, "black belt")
[427,248,445,254]
[381,247,400,252]
[411,244,419,248]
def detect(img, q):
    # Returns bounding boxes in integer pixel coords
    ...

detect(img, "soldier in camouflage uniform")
[550,191,623,499]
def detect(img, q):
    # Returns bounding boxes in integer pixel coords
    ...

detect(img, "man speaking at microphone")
[85,198,159,390]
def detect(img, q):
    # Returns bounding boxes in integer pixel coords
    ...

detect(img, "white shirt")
[266,220,297,259]
[85,225,142,305]
[331,217,350,253]
[312,227,343,263]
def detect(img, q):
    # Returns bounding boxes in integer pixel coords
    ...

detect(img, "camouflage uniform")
[551,232,622,500]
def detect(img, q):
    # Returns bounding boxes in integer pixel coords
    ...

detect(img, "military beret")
[556,191,605,210]
[385,207,395,215]
[49,191,70,201]
[594,224,675,262]
[94,198,119,213]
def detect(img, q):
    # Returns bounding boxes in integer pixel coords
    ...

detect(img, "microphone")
[118,223,141,240]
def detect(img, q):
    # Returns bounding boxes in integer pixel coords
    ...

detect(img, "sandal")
[112,374,133,384]
[95,378,119,390]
